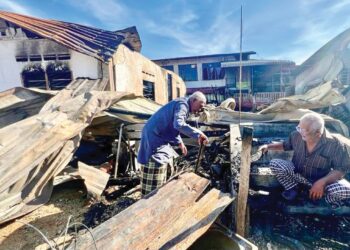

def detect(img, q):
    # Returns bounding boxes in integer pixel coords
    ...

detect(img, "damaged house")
[0,10,190,235]
[0,10,186,104]
[1,9,350,250]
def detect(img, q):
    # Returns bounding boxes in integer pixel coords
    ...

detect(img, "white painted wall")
[70,50,99,79]
[0,40,23,91]
[0,38,100,92]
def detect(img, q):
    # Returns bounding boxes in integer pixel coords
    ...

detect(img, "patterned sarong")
[141,160,167,195]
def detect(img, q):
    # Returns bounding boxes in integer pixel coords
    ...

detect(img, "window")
[162,65,174,72]
[167,74,173,102]
[29,55,42,62]
[46,62,72,90]
[178,64,198,81]
[202,62,225,80]
[22,64,46,89]
[225,69,237,88]
[57,54,71,60]
[15,56,28,62]
[143,80,155,101]
[43,54,57,61]
[177,87,180,98]
[205,93,225,105]
[271,73,283,91]
[252,65,284,92]
[0,20,8,37]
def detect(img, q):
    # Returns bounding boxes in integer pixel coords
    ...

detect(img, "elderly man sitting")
[137,91,209,196]
[260,113,350,207]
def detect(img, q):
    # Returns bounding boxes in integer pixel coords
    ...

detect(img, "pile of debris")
[1,76,350,249]
[249,210,350,249]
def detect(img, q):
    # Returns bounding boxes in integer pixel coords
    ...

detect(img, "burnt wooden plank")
[158,189,233,250]
[69,173,233,250]
[78,162,110,198]
[230,124,241,164]
[236,127,253,237]
[229,124,241,231]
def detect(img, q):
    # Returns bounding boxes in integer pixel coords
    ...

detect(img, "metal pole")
[239,5,243,125]
[114,123,124,179]
[194,143,205,173]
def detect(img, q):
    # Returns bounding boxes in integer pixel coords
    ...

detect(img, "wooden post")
[229,124,241,231]
[44,71,50,90]
[107,59,116,91]
[229,124,241,160]
[236,126,253,237]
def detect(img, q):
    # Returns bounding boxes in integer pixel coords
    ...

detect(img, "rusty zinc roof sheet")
[0,10,142,62]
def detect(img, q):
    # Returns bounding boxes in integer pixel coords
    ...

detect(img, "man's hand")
[258,144,269,154]
[309,179,326,200]
[179,142,188,156]
[198,133,209,145]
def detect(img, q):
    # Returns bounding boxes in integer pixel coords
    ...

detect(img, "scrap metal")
[0,78,132,224]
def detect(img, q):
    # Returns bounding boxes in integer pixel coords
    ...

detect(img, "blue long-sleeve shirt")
[137,97,202,165]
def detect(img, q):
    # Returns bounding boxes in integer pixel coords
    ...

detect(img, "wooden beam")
[229,124,241,163]
[107,60,116,91]
[155,188,233,249]
[236,126,253,237]
[44,71,50,90]
[229,124,241,231]
[68,173,233,250]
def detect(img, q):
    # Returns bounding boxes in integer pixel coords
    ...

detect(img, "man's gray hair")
[300,113,325,133]
[189,91,206,102]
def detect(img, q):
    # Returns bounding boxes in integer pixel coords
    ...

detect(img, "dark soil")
[249,211,350,249]
[83,196,137,228]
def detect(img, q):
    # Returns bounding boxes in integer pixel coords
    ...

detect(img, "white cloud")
[67,0,130,28]
[0,0,32,15]
[327,0,350,14]
[143,2,241,56]
[299,0,325,9]
[177,9,199,26]
[277,0,350,64]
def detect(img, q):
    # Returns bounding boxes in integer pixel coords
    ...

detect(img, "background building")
[154,52,295,109]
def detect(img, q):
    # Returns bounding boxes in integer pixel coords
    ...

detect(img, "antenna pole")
[239,5,243,124]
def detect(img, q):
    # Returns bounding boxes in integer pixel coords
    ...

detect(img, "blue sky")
[1,0,350,64]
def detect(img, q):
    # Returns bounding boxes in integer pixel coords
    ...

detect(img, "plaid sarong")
[270,159,312,190]
[270,159,350,206]
[141,160,167,196]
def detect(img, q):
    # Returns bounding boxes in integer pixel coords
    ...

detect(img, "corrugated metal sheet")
[0,78,128,224]
[66,78,110,93]
[0,10,142,62]
[0,87,53,128]
[105,96,161,123]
